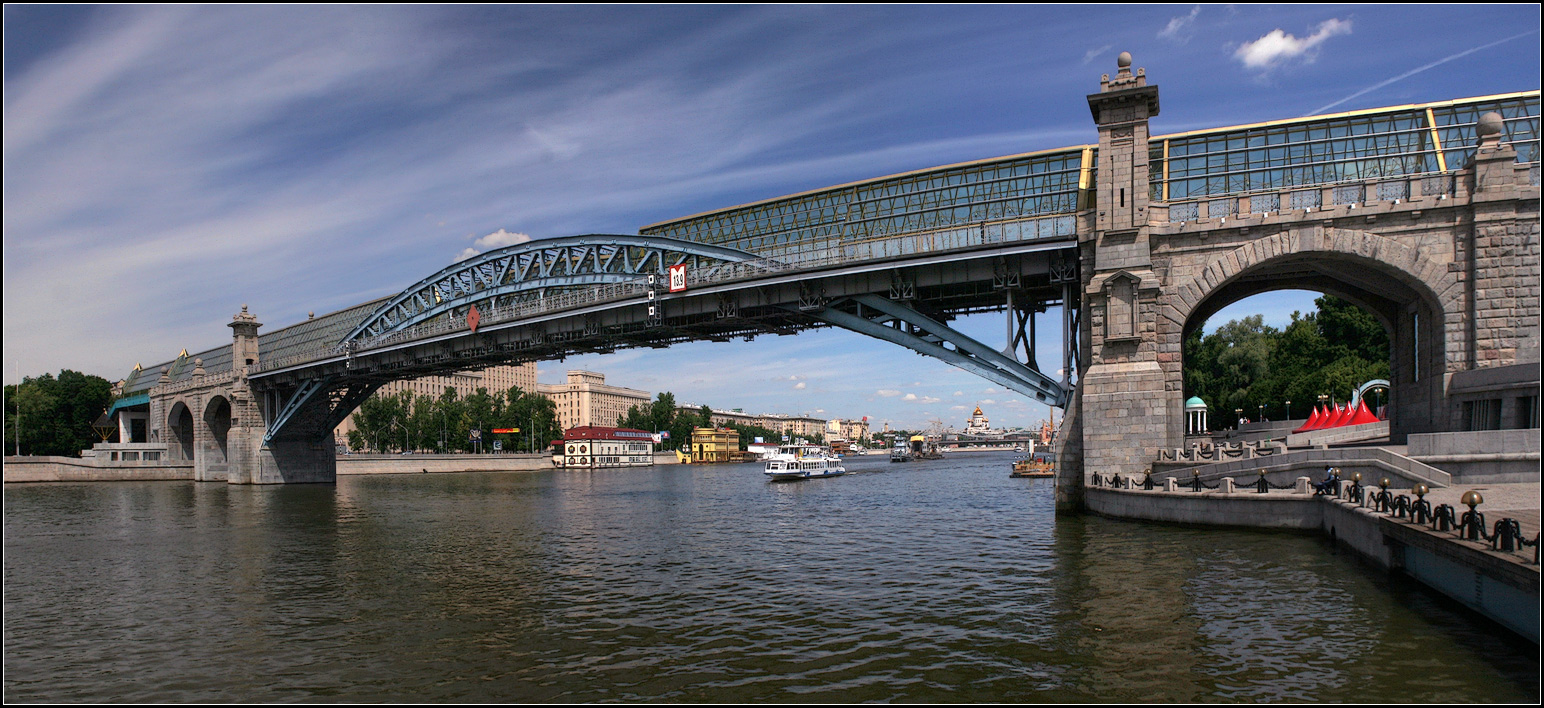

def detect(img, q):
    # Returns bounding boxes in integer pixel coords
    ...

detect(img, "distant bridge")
[110,55,1538,507]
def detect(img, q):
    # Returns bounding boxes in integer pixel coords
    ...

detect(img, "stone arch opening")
[1168,228,1454,441]
[1183,289,1392,425]
[168,401,195,461]
[203,395,231,465]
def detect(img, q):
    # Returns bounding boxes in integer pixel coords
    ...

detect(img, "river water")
[5,452,1538,702]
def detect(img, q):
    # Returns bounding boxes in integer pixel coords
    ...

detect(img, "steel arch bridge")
[254,232,1077,446]
[342,234,785,343]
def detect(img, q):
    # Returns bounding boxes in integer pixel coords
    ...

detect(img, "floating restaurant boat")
[554,426,656,469]
[763,443,846,481]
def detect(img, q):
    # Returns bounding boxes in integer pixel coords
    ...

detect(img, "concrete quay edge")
[1085,483,1540,644]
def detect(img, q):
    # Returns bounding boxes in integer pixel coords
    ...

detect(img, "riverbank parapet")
[1085,469,1539,644]
[5,450,686,483]
[3,454,193,482]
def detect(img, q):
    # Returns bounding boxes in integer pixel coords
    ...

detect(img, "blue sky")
[4,5,1539,430]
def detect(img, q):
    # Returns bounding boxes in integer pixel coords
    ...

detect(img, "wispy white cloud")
[877,389,902,397]
[793,381,806,390]
[1082,44,1112,65]
[1234,18,1352,70]
[1157,6,1201,43]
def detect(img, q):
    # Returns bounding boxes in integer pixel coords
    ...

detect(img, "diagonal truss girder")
[807,294,1071,407]
[263,376,383,445]
[343,234,771,344]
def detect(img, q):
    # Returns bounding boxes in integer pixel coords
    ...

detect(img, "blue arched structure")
[341,234,780,344]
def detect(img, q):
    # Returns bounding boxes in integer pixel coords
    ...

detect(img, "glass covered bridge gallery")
[105,80,1538,488]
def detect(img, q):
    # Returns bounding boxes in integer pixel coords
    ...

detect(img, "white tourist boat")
[763,443,847,481]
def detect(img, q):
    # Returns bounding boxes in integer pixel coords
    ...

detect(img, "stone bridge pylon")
[142,306,345,483]
[1055,53,1539,510]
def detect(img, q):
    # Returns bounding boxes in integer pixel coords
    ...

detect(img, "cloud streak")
[1310,31,1537,115]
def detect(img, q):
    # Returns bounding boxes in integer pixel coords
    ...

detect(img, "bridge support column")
[224,401,338,484]
[219,305,339,484]
[1063,52,1175,511]
[224,419,337,484]
[254,440,336,484]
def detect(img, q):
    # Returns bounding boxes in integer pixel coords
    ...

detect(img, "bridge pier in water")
[140,306,342,484]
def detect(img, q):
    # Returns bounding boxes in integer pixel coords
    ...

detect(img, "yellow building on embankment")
[685,427,754,463]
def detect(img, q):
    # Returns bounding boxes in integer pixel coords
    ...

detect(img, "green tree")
[1185,296,1390,424]
[5,370,114,456]
[501,386,559,452]
[351,389,411,452]
[411,393,439,452]
[463,387,495,452]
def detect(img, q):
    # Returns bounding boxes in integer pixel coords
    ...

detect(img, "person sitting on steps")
[1313,467,1340,496]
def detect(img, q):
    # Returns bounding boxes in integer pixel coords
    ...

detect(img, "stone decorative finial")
[308,311,315,319]
[1476,111,1504,146]
[1476,112,1503,136]
[158,366,171,384]
[1099,50,1147,92]
[192,358,206,379]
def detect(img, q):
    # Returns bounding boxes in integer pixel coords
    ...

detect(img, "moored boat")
[1010,453,1055,478]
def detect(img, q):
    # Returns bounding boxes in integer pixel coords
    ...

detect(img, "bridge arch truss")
[341,234,783,345]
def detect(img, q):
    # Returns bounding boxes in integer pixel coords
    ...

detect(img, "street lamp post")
[1285,400,1291,420]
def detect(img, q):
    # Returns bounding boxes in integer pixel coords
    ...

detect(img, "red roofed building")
[556,426,656,469]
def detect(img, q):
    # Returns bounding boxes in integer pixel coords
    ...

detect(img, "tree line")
[1184,295,1390,425]
[347,386,560,453]
[5,370,116,457]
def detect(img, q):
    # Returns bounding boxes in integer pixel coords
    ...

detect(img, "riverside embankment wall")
[5,452,684,482]
[1086,484,1539,643]
[4,455,194,482]
[337,452,682,474]
[1407,430,1541,483]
